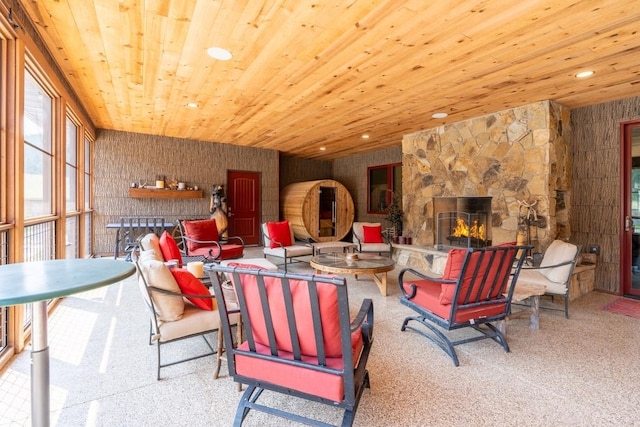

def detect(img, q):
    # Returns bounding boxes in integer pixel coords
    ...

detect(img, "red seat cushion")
[159,231,183,267]
[235,331,363,402]
[170,269,215,310]
[362,224,384,243]
[217,244,244,260]
[266,220,292,248]
[183,219,219,252]
[232,273,364,402]
[188,243,243,260]
[402,278,506,323]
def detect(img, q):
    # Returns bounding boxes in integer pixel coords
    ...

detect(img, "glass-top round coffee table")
[310,253,395,296]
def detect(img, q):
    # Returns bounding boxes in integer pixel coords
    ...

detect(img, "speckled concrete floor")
[1,247,640,426]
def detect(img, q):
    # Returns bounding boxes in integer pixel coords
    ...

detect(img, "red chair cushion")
[266,220,292,248]
[188,243,243,260]
[235,274,343,357]
[362,224,384,243]
[170,269,215,310]
[159,231,183,267]
[235,331,363,402]
[183,219,219,252]
[402,278,506,323]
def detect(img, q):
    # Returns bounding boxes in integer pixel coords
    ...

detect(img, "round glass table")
[310,253,395,296]
[0,258,136,426]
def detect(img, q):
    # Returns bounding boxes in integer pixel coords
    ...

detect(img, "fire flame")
[452,217,485,241]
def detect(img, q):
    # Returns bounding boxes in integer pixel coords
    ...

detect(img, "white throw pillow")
[139,233,164,261]
[139,259,184,321]
[539,240,578,283]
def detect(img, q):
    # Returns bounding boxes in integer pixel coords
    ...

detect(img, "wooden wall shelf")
[129,187,204,199]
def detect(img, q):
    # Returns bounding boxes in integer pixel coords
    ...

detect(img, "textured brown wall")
[571,96,640,293]
[280,147,403,225]
[94,130,279,255]
[279,155,333,191]
[333,146,403,224]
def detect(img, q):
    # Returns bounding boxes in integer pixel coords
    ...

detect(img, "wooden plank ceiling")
[17,0,640,159]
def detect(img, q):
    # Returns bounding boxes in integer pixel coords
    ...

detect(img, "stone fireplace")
[400,100,572,259]
[435,196,492,249]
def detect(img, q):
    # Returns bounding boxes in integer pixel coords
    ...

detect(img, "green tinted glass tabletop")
[0,258,136,306]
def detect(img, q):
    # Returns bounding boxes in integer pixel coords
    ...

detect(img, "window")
[66,116,78,212]
[367,163,402,214]
[82,135,93,257]
[23,71,53,219]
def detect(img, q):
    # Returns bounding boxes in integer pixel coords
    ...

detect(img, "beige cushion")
[139,259,184,321]
[139,248,162,263]
[139,233,164,261]
[157,304,220,342]
[539,240,578,283]
[517,269,567,295]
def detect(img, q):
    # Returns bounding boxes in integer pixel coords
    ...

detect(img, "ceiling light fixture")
[432,112,448,119]
[207,47,232,61]
[575,70,595,78]
[362,134,370,139]
[187,102,198,108]
[320,147,326,151]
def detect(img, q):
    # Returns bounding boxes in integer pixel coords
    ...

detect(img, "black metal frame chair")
[206,264,374,427]
[261,222,313,272]
[135,258,226,380]
[516,241,582,318]
[176,218,245,262]
[398,245,529,366]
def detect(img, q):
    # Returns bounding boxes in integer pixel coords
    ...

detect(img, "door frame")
[621,120,640,297]
[227,170,261,246]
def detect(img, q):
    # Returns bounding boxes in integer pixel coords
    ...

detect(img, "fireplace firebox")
[435,197,492,249]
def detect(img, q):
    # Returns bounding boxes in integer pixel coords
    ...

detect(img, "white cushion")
[139,259,184,321]
[517,269,567,295]
[263,245,313,258]
[539,240,578,283]
[139,233,163,261]
[139,248,163,263]
[358,242,390,253]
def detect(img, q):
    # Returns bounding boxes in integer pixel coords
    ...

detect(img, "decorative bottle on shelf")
[155,175,165,189]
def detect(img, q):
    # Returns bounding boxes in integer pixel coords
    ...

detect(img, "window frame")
[367,162,402,214]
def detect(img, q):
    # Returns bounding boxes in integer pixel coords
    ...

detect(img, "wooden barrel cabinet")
[280,180,355,242]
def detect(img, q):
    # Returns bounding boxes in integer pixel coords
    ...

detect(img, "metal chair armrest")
[351,298,374,342]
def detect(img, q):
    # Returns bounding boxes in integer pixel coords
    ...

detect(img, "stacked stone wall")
[401,100,571,252]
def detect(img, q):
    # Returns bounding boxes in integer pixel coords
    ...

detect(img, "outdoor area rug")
[600,297,640,318]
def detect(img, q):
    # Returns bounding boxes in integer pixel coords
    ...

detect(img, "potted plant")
[384,194,403,241]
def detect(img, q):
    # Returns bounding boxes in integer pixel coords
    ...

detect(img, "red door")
[623,121,640,298]
[227,170,261,245]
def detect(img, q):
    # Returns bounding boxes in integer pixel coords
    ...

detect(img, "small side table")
[310,241,357,256]
[497,282,547,336]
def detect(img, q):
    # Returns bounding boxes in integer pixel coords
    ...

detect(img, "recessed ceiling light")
[432,112,448,119]
[187,102,198,108]
[362,134,370,139]
[575,70,595,78]
[207,47,232,61]
[320,147,326,151]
